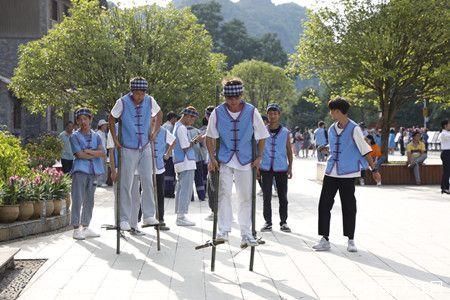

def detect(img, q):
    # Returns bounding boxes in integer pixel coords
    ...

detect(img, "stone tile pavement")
[2,157,449,300]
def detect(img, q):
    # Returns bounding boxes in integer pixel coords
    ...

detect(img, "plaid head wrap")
[130,77,148,91]
[266,103,281,112]
[181,107,199,118]
[223,84,244,97]
[75,108,92,118]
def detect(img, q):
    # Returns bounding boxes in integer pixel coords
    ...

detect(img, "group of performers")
[68,76,381,258]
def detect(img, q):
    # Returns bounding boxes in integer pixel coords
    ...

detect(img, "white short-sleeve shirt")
[174,123,197,173]
[206,105,270,171]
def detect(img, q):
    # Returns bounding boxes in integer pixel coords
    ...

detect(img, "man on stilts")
[206,78,269,249]
[108,77,163,232]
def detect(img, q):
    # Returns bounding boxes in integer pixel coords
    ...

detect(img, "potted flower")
[15,176,34,221]
[29,170,54,218]
[43,167,67,215]
[0,176,21,223]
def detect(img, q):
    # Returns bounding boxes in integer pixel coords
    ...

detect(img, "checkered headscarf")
[223,84,244,97]
[130,77,148,91]
[181,107,199,118]
[266,103,281,112]
[75,108,92,118]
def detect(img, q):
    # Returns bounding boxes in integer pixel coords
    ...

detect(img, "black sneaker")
[130,228,145,236]
[158,222,170,231]
[280,224,291,233]
[260,223,272,232]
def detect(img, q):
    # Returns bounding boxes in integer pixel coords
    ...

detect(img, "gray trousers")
[113,174,141,228]
[175,170,195,215]
[97,158,108,185]
[410,153,427,183]
[120,146,155,223]
[71,172,97,227]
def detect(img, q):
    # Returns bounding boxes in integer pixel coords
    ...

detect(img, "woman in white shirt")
[439,119,450,194]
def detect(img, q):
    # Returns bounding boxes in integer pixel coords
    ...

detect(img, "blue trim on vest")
[215,101,255,165]
[120,93,152,149]
[325,119,366,175]
[260,126,289,172]
[71,130,104,175]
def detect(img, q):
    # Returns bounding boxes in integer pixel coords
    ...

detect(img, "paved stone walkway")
[2,157,449,299]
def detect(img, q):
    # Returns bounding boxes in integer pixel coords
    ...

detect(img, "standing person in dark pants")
[312,97,381,253]
[399,127,406,156]
[162,111,179,198]
[439,119,450,194]
[259,104,293,233]
[59,121,74,174]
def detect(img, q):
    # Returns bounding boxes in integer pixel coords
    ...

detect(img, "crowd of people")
[56,76,448,259]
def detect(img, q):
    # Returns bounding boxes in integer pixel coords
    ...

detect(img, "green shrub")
[25,133,63,169]
[0,131,30,186]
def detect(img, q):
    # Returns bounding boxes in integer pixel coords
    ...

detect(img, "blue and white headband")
[181,108,199,117]
[223,84,244,97]
[266,103,281,112]
[75,108,92,118]
[130,78,148,91]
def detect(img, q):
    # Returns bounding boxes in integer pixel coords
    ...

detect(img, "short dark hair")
[318,121,325,127]
[442,119,449,129]
[366,134,375,145]
[328,97,350,114]
[202,117,208,126]
[166,111,178,121]
[261,115,269,123]
[412,131,421,137]
[65,121,73,127]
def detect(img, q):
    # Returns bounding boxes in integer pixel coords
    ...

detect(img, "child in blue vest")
[206,78,269,248]
[313,97,381,252]
[70,108,106,240]
[153,126,176,230]
[108,77,163,231]
[173,106,200,226]
[259,104,293,233]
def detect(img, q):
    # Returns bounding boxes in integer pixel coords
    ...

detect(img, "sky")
[112,0,335,9]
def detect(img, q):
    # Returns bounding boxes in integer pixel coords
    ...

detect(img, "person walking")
[439,120,450,194]
[312,97,381,253]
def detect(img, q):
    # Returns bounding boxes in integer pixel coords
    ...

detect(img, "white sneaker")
[240,234,259,248]
[176,217,195,226]
[73,228,85,240]
[347,239,358,252]
[312,237,331,251]
[205,213,214,221]
[83,227,100,238]
[120,221,131,231]
[143,217,159,226]
[216,231,229,242]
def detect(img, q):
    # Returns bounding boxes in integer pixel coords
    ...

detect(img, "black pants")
[138,173,166,223]
[399,140,405,156]
[164,157,176,197]
[318,175,357,239]
[61,159,73,174]
[192,161,205,201]
[441,150,450,191]
[261,170,288,226]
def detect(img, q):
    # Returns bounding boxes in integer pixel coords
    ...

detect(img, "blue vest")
[154,127,168,171]
[216,102,255,165]
[187,126,202,162]
[315,127,327,146]
[260,126,289,172]
[325,120,366,175]
[120,93,152,149]
[71,130,104,175]
[173,122,196,164]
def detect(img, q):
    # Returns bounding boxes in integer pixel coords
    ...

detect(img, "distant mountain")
[173,0,307,53]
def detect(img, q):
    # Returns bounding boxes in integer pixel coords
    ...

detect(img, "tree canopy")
[229,60,295,112]
[289,0,449,155]
[10,0,226,115]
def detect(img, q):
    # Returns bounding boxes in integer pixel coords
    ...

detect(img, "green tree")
[255,33,288,67]
[229,60,296,112]
[190,0,223,49]
[10,1,225,115]
[289,0,449,157]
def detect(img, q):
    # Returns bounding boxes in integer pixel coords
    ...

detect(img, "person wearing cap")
[162,111,179,198]
[69,108,106,240]
[96,119,109,187]
[108,77,163,231]
[173,106,200,226]
[206,77,269,248]
[259,104,293,233]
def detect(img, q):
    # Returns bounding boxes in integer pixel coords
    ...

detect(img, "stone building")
[0,0,74,138]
